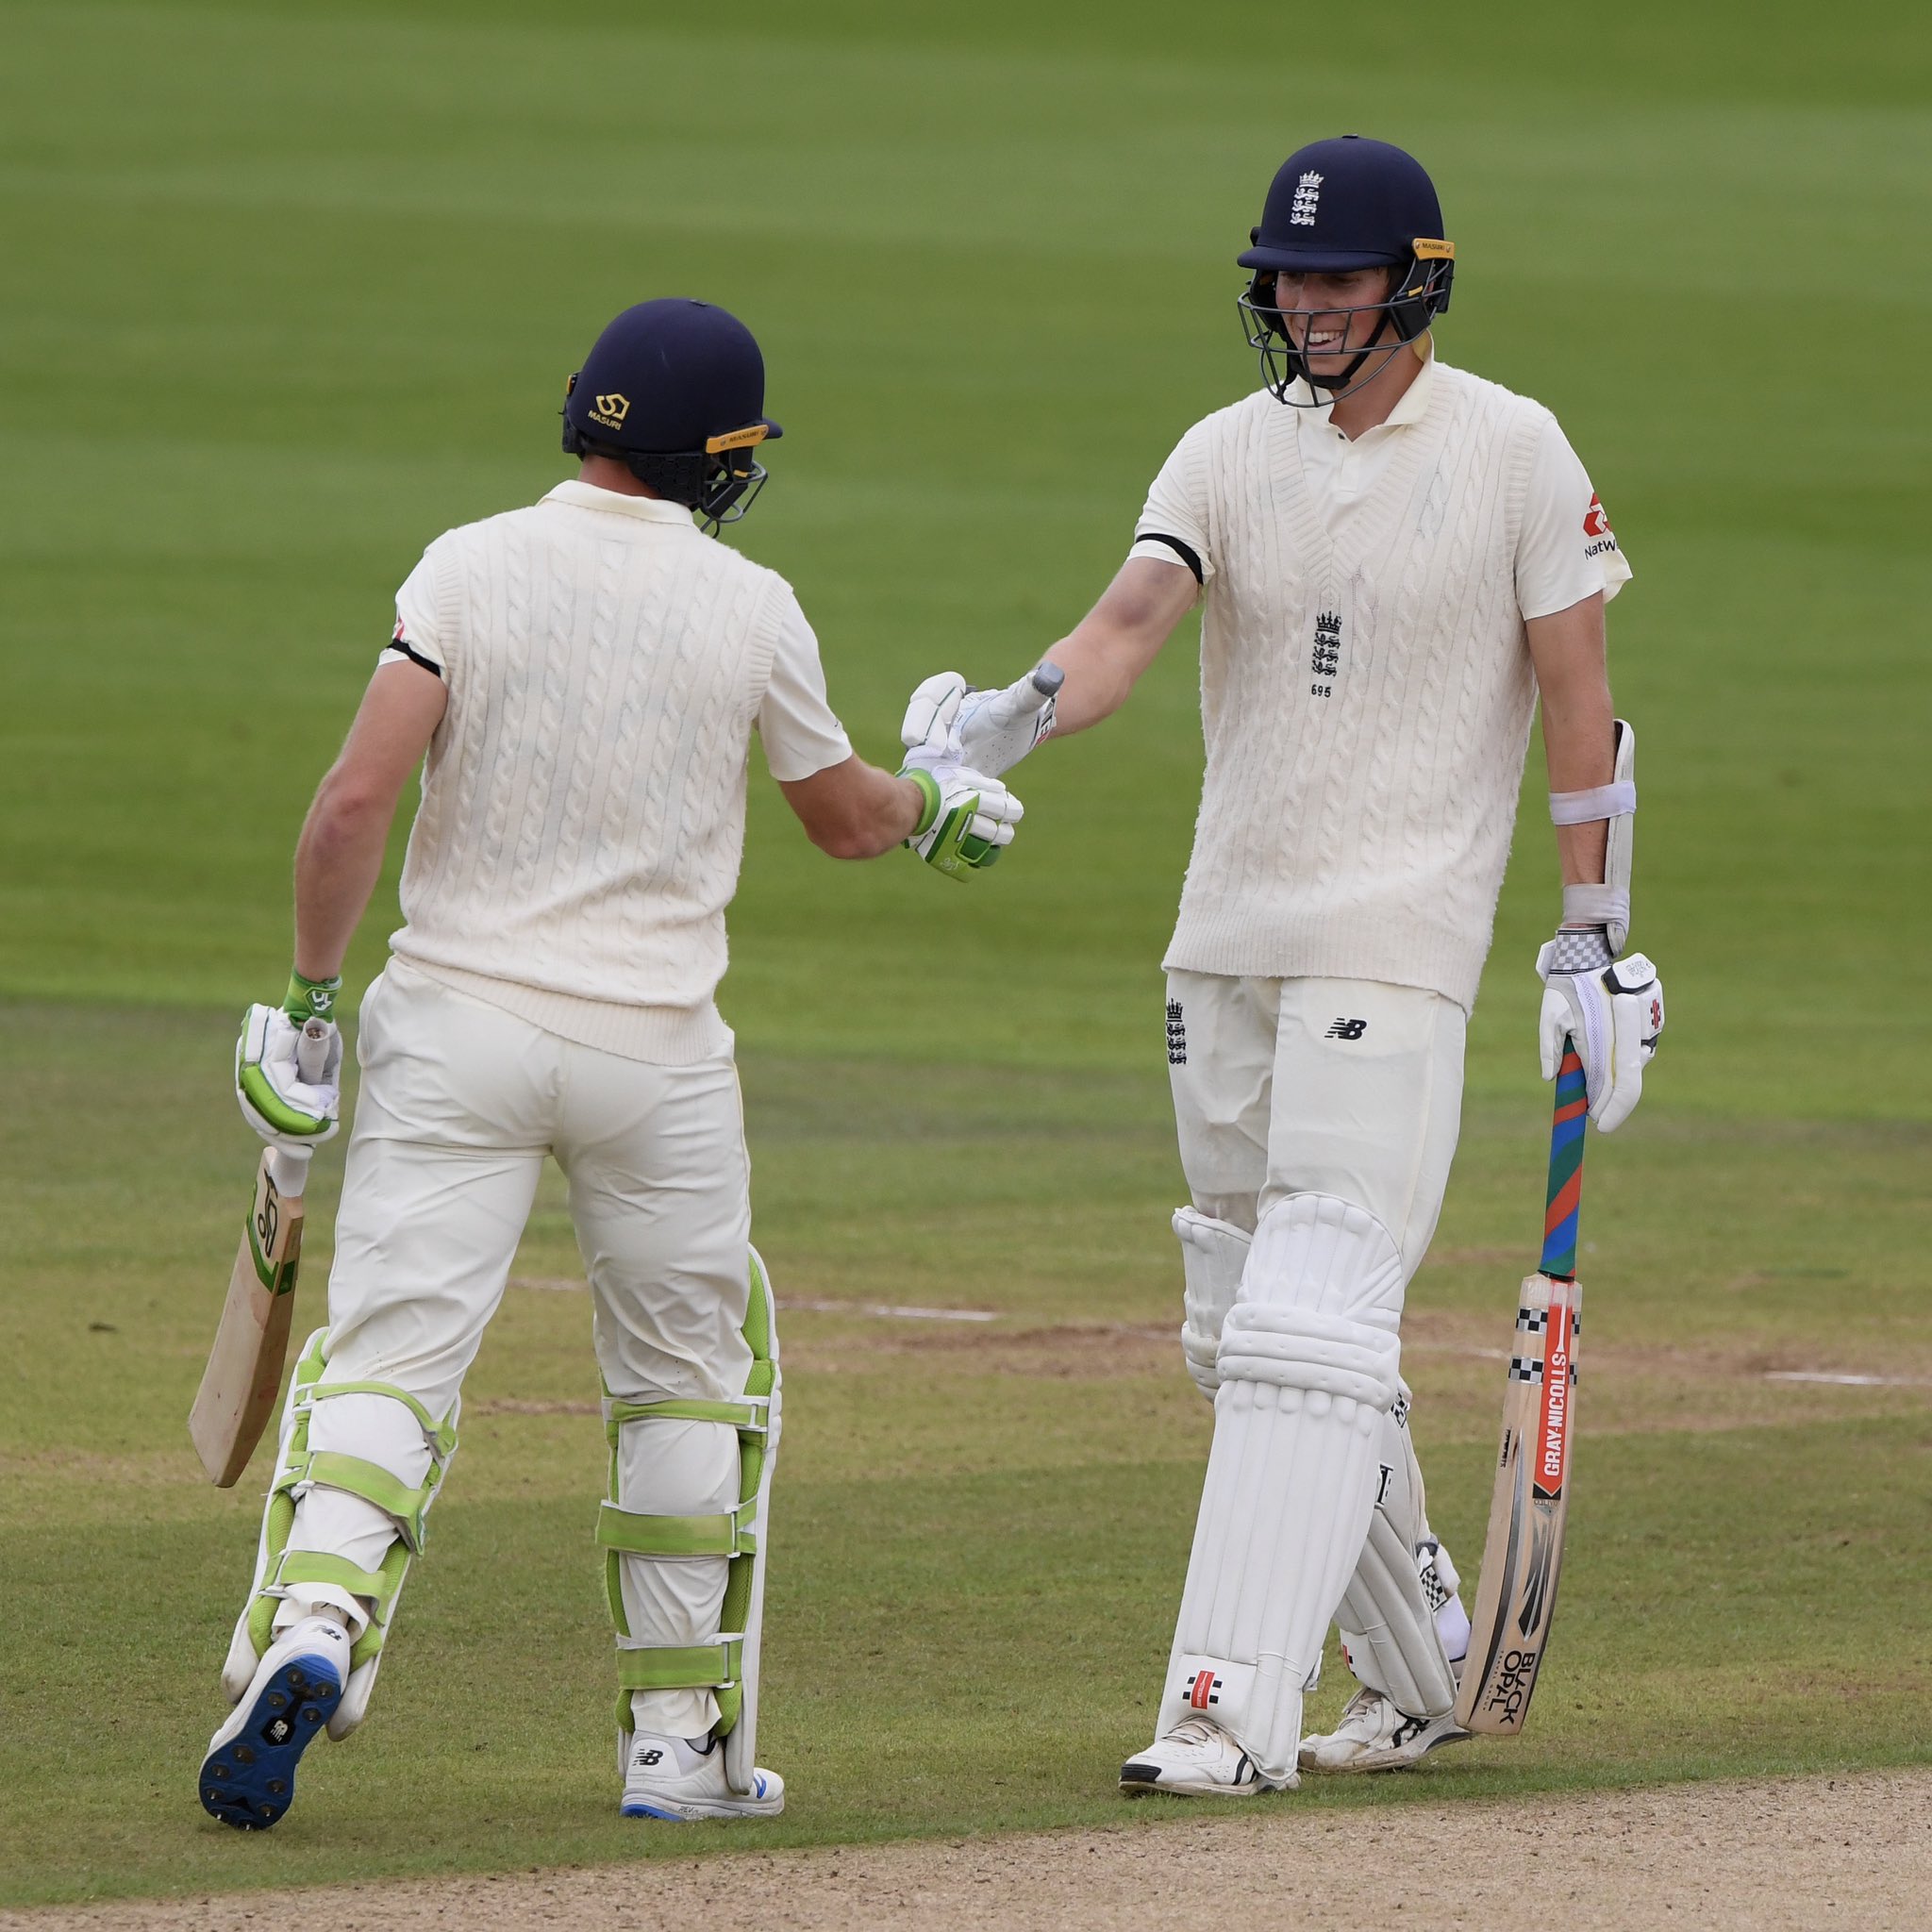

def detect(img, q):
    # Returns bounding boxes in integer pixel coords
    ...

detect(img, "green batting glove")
[898,766,1023,880]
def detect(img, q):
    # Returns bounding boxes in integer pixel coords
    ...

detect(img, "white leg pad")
[614,1417,741,1741]
[219,1329,458,1742]
[606,1247,782,1799]
[1335,1388,1460,1718]
[1174,1207,1251,1401]
[1159,1194,1404,1783]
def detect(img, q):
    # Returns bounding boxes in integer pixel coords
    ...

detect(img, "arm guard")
[1550,717,1635,954]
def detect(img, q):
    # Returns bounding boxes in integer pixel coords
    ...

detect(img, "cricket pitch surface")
[12,1768,1927,1932]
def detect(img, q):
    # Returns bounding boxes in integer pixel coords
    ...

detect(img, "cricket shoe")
[620,1730,784,1821]
[198,1615,348,1829]
[1119,1716,1294,1797]
[1297,1686,1470,1773]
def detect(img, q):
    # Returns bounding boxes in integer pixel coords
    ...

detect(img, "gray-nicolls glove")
[1536,927,1664,1133]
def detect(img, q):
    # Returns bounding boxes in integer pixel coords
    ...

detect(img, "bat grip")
[295,1018,333,1083]
[267,1146,314,1200]
[1539,1034,1588,1280]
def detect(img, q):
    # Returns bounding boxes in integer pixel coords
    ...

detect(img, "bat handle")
[267,1145,314,1201]
[1029,662,1065,699]
[1539,1034,1588,1280]
[295,1018,333,1083]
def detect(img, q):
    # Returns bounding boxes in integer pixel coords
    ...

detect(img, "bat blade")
[188,1148,308,1487]
[1454,1270,1582,1734]
[1455,1038,1589,1737]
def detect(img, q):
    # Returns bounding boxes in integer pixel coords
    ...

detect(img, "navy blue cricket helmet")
[562,299,782,530]
[1236,136,1455,405]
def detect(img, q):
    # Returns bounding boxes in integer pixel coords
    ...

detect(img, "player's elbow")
[808,816,891,861]
[306,767,394,843]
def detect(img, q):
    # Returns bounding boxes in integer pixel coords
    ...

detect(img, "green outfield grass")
[2,0,1928,1908]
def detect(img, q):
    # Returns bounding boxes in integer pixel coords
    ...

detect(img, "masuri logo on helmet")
[561,299,783,534]
[1237,135,1456,408]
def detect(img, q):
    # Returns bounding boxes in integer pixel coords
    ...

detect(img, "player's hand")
[954,663,1063,777]
[1536,931,1664,1134]
[236,973,343,1146]
[897,675,1024,879]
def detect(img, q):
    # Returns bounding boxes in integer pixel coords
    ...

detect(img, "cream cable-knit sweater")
[1161,365,1548,1014]
[388,494,788,1060]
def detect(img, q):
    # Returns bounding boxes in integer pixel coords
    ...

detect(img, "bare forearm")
[1040,625,1142,736]
[840,767,927,859]
[292,783,401,979]
[1034,556,1198,739]
[1526,593,1615,888]
[779,756,927,860]
[1541,687,1614,885]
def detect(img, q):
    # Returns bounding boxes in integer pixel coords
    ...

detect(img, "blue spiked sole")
[199,1651,340,1830]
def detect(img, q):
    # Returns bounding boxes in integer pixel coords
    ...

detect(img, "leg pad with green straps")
[606,1247,781,1797]
[220,1329,458,1741]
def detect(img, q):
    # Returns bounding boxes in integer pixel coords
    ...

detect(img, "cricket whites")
[188,1021,332,1486]
[1454,1038,1588,1735]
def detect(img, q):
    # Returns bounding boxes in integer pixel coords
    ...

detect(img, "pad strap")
[596,1500,758,1558]
[615,1638,744,1692]
[1548,780,1635,824]
[604,1394,771,1443]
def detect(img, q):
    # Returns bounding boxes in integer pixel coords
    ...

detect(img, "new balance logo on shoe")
[1325,1018,1368,1041]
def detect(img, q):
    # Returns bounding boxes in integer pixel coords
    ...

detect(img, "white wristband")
[1550,780,1636,825]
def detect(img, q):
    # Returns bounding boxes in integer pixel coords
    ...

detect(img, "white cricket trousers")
[1166,971,1465,1270]
[283,958,753,1740]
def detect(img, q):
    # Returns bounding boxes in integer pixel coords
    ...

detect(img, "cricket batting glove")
[953,663,1063,777]
[1536,931,1664,1134]
[898,674,1024,879]
[236,971,343,1147]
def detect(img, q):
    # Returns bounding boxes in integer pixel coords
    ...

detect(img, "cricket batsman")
[908,136,1664,1794]
[201,298,1024,1828]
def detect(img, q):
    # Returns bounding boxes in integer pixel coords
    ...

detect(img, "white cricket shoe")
[620,1730,784,1821]
[198,1615,349,1830]
[1297,1686,1470,1773]
[1119,1716,1294,1797]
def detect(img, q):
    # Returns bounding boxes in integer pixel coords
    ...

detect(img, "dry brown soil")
[11,1769,1928,1932]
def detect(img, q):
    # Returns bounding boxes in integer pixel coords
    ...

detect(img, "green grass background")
[2,0,1928,1907]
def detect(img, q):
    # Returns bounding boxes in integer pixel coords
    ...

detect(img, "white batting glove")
[236,1004,342,1148]
[898,674,1024,879]
[901,672,970,765]
[1536,929,1665,1134]
[954,663,1064,777]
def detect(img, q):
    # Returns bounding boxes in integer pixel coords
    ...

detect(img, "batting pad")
[1334,1388,1459,1719]
[1159,1194,1403,1782]
[221,1328,459,1741]
[604,1245,781,1795]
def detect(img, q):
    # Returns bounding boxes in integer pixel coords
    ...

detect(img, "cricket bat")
[1454,1039,1588,1735]
[189,1021,332,1486]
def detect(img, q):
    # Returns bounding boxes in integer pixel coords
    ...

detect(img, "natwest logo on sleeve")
[1583,491,1619,558]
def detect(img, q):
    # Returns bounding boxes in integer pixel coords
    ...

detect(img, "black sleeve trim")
[1138,531,1204,584]
[383,637,444,678]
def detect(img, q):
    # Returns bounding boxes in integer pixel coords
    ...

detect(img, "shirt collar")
[1291,334,1438,434]
[541,479,697,526]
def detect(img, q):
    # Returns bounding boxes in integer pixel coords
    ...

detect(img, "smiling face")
[1271,266,1401,380]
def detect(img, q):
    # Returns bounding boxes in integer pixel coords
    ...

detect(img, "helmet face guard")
[558,299,780,535]
[1238,241,1455,407]
[562,389,774,534]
